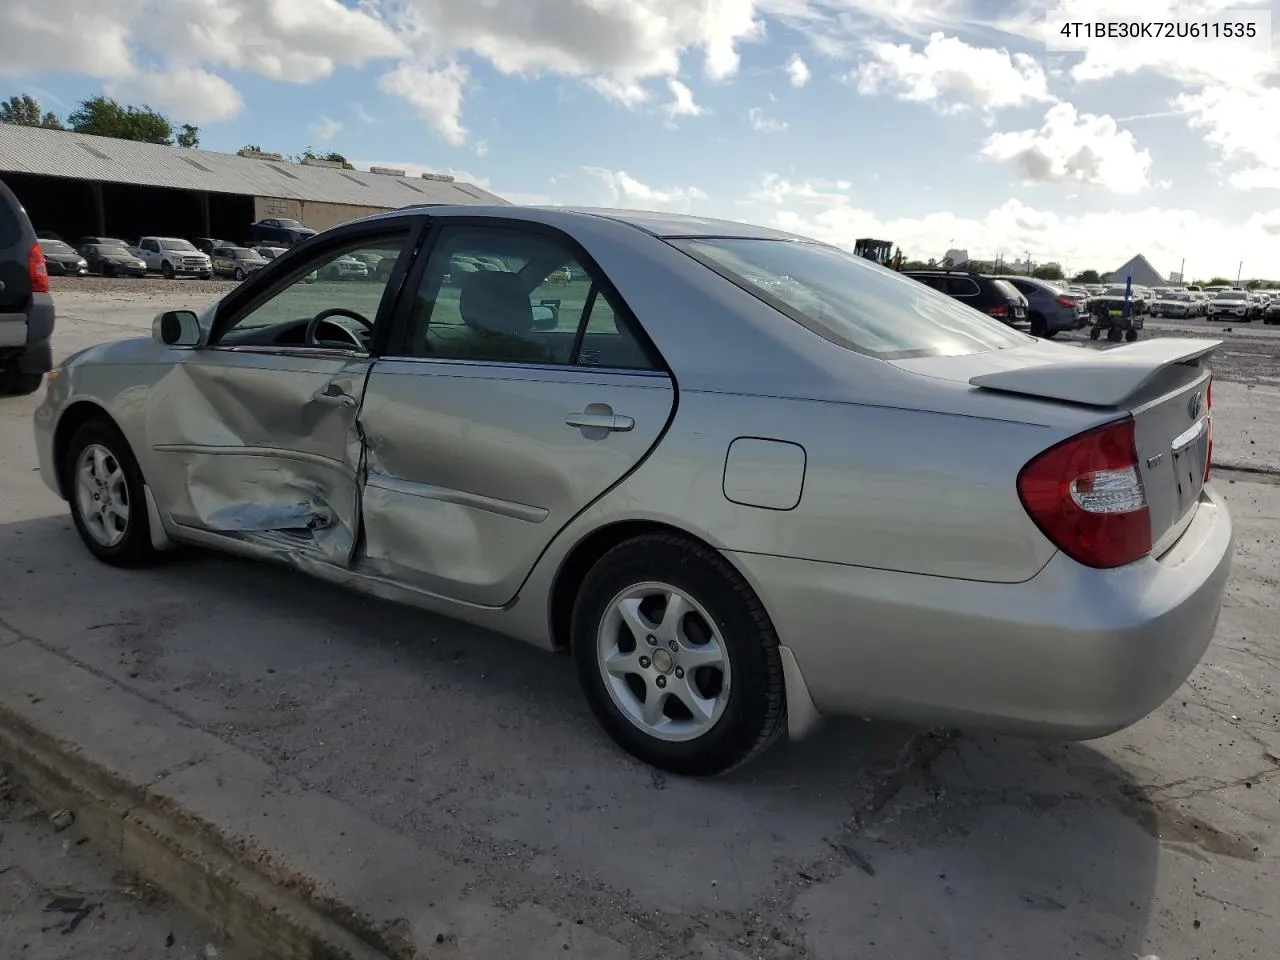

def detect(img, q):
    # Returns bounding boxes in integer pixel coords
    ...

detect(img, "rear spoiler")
[969,339,1221,408]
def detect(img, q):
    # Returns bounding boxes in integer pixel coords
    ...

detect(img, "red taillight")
[1056,295,1077,308]
[1017,417,1152,569]
[1204,376,1213,483]
[28,243,49,293]
[985,303,1009,318]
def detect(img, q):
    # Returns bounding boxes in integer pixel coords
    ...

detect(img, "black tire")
[571,532,787,776]
[64,418,160,568]
[1125,329,1139,342]
[161,261,174,279]
[0,367,44,396]
[1107,327,1124,342]
[1089,326,1101,340]
[1028,313,1047,338]
[103,264,115,278]
[234,267,245,281]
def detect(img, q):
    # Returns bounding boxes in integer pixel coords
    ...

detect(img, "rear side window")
[990,279,1023,301]
[0,182,27,247]
[675,238,1031,359]
[944,276,979,296]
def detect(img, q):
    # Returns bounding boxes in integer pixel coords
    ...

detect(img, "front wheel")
[572,533,787,776]
[64,418,160,567]
[1107,327,1124,342]
[161,261,174,279]
[1028,313,1047,338]
[1089,325,1101,340]
[234,267,245,281]
[1125,329,1139,342]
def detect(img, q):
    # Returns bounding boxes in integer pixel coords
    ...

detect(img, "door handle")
[313,384,357,408]
[565,412,634,432]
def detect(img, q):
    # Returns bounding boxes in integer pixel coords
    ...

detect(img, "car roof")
[377,204,808,241]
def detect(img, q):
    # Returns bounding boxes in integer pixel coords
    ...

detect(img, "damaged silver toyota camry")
[33,206,1233,775]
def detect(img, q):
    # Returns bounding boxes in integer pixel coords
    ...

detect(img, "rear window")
[39,239,74,255]
[990,279,1023,301]
[672,238,1031,359]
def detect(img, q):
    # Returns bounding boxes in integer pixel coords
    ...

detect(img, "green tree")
[176,123,200,148]
[237,144,264,155]
[1032,264,1065,281]
[1071,269,1101,284]
[0,94,64,129]
[67,95,173,144]
[1205,276,1232,287]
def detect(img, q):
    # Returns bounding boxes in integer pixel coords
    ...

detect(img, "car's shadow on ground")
[0,513,1161,951]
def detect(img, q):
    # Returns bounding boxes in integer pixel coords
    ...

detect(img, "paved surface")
[0,771,243,960]
[0,281,1276,958]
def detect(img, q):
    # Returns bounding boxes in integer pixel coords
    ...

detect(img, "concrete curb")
[0,630,632,960]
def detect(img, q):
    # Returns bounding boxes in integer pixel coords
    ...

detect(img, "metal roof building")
[0,124,505,243]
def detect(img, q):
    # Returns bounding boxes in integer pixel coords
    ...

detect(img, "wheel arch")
[52,400,118,499]
[549,519,747,655]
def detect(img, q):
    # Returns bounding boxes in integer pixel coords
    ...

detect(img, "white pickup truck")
[132,237,212,279]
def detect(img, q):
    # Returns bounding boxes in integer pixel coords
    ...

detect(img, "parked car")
[1264,300,1280,325]
[247,218,318,246]
[901,270,1028,325]
[76,235,132,249]
[254,246,318,283]
[0,178,54,395]
[29,206,1234,775]
[193,237,226,255]
[37,238,88,276]
[1150,291,1197,319]
[1207,290,1254,321]
[318,254,368,281]
[132,237,213,279]
[211,245,270,280]
[990,274,1086,337]
[78,242,148,278]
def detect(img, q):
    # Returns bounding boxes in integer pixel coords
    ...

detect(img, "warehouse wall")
[253,196,392,232]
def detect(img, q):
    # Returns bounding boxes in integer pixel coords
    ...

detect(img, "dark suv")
[0,179,54,395]
[901,270,1028,326]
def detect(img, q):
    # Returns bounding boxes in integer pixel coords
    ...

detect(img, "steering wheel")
[304,307,374,350]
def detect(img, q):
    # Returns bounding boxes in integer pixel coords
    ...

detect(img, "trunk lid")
[891,338,1220,553]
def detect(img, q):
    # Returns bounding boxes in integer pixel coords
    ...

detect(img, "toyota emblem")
[1187,391,1203,419]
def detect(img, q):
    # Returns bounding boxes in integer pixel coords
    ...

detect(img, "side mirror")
[531,304,559,331]
[154,309,203,347]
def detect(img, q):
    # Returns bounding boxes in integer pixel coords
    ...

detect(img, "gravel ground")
[0,771,243,960]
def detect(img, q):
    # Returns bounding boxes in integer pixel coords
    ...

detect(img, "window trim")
[382,217,666,374]
[208,216,427,352]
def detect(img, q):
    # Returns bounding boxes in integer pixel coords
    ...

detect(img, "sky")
[1,0,1278,280]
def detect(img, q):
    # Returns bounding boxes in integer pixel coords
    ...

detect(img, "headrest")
[458,271,533,336]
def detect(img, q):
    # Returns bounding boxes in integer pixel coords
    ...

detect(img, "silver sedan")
[32,206,1233,775]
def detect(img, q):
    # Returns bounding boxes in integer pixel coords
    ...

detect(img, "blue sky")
[3,0,1279,279]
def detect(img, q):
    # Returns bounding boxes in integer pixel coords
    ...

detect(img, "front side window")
[674,238,1030,359]
[214,230,410,343]
[396,225,653,369]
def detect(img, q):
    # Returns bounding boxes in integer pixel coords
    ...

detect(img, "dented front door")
[145,349,371,565]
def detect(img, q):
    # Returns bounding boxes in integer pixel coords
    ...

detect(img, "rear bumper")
[0,294,54,372]
[731,485,1233,739]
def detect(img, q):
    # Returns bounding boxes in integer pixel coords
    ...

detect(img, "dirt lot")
[0,281,1277,959]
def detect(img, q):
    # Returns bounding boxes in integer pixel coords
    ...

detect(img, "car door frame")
[358,213,677,606]
[148,214,430,566]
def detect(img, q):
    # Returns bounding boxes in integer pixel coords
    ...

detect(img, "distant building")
[1105,254,1164,287]
[1168,271,1183,283]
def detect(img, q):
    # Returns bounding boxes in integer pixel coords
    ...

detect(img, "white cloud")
[981,103,1153,193]
[351,102,379,124]
[662,79,704,125]
[310,115,343,141]
[351,160,492,189]
[748,107,788,132]
[744,177,1280,280]
[377,61,469,145]
[584,167,708,210]
[105,67,245,124]
[786,53,810,87]
[748,174,853,206]
[851,32,1055,114]
[1176,85,1280,189]
[586,76,650,107]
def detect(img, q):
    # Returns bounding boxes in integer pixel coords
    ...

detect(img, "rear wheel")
[1028,313,1047,337]
[1107,327,1124,342]
[64,418,160,567]
[1125,329,1139,342]
[572,533,786,776]
[1089,326,1101,340]
[234,267,245,281]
